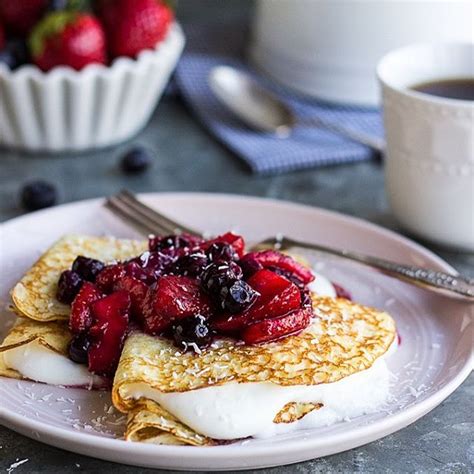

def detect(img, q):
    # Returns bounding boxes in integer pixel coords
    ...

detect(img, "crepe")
[0,318,71,379]
[11,235,147,322]
[113,295,396,445]
[2,235,145,384]
[124,397,323,446]
[4,234,396,445]
[125,399,212,446]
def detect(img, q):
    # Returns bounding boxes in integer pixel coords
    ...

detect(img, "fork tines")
[105,190,201,237]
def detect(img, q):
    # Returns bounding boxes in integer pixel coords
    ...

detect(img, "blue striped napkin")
[175,23,384,175]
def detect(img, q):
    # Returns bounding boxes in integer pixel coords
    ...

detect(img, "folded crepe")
[0,318,71,379]
[113,295,396,445]
[2,235,146,385]
[11,235,147,322]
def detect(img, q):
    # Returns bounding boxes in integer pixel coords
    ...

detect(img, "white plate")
[0,193,472,471]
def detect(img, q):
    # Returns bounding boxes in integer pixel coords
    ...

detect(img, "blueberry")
[49,0,69,10]
[0,50,17,69]
[205,242,236,263]
[171,252,208,277]
[72,256,105,282]
[20,180,57,211]
[201,262,243,295]
[120,147,153,174]
[221,280,258,313]
[172,315,213,352]
[0,40,29,69]
[57,270,83,304]
[68,333,91,364]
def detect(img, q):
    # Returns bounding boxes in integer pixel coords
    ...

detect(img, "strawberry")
[240,250,314,285]
[241,308,312,345]
[203,232,245,259]
[0,0,47,36]
[88,291,130,376]
[113,275,148,321]
[29,11,106,71]
[97,0,173,59]
[212,269,301,333]
[69,282,103,334]
[142,275,212,335]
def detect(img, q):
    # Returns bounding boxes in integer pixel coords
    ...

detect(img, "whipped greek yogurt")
[308,272,337,298]
[3,340,102,387]
[124,340,396,440]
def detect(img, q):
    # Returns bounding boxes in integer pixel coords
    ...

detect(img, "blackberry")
[57,270,83,304]
[149,234,192,253]
[172,315,213,352]
[171,252,208,277]
[125,251,175,284]
[72,256,105,282]
[205,242,236,263]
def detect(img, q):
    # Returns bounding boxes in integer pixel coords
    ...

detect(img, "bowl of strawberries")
[0,0,185,152]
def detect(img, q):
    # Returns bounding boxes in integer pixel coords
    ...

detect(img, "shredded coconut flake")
[7,458,29,473]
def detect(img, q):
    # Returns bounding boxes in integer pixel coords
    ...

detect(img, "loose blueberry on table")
[56,232,346,378]
[20,180,57,211]
[120,147,153,174]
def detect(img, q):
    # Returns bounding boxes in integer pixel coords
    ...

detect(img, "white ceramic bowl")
[250,0,473,106]
[0,23,185,152]
[377,42,474,251]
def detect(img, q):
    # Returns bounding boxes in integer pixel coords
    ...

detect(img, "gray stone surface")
[0,1,472,472]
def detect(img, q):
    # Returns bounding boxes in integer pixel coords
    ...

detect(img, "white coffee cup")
[377,43,474,251]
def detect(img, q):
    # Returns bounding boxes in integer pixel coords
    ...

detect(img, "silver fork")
[105,190,474,301]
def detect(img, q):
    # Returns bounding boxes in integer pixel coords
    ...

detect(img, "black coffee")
[411,78,474,101]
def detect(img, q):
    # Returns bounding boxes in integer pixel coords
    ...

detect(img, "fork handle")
[279,237,474,301]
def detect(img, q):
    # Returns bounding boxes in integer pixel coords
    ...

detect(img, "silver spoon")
[208,65,386,154]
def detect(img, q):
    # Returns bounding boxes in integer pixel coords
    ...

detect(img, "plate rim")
[0,192,472,469]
